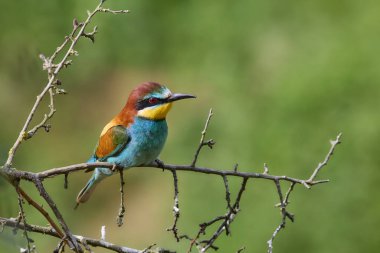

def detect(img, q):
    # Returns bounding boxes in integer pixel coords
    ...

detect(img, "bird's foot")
[111,163,120,172]
[155,159,165,170]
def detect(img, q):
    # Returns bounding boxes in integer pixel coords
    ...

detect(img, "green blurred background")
[1,0,379,252]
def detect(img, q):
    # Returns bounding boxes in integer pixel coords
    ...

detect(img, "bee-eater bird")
[76,82,195,206]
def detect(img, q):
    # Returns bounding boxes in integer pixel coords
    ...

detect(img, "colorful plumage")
[76,82,195,206]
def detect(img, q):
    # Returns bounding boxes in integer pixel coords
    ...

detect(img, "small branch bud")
[53,79,62,86]
[73,18,79,29]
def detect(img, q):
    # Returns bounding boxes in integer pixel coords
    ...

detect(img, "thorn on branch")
[64,173,68,189]
[69,49,79,56]
[141,243,156,253]
[55,87,67,95]
[263,163,269,174]
[205,139,216,149]
[54,79,62,86]
[81,26,98,43]
[43,124,52,133]
[63,60,72,68]
[234,163,239,172]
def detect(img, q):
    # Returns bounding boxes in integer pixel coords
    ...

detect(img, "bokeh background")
[1,0,380,252]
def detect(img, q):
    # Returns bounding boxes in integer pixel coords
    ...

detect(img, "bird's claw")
[111,163,119,172]
[155,159,165,170]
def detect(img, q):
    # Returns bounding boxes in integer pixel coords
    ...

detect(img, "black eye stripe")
[136,97,165,110]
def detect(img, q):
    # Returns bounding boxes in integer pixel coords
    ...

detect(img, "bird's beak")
[167,93,196,102]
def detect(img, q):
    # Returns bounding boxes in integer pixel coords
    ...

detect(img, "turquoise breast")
[107,116,168,168]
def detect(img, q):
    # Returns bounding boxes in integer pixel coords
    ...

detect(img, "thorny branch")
[1,129,342,252]
[5,0,129,167]
[3,130,341,252]
[1,131,341,252]
[0,0,342,253]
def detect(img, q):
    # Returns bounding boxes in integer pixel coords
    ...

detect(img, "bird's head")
[125,82,196,121]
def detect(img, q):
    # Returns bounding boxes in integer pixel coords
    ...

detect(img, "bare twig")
[308,133,342,182]
[54,239,66,253]
[236,246,246,253]
[222,175,233,211]
[267,180,295,253]
[184,230,203,253]
[200,178,249,252]
[17,187,65,239]
[167,170,180,242]
[191,109,215,167]
[116,169,126,227]
[33,179,82,252]
[99,8,130,14]
[283,182,296,206]
[23,88,56,141]
[141,243,156,253]
[16,187,32,253]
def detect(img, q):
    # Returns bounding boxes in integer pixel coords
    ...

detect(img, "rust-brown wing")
[94,125,130,161]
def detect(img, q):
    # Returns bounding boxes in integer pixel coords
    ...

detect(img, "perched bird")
[76,82,195,206]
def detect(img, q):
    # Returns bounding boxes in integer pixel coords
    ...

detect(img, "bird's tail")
[75,168,112,208]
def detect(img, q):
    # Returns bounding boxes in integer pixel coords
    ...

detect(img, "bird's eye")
[148,97,158,104]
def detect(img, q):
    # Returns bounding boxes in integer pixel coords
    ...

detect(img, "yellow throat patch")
[137,102,173,120]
